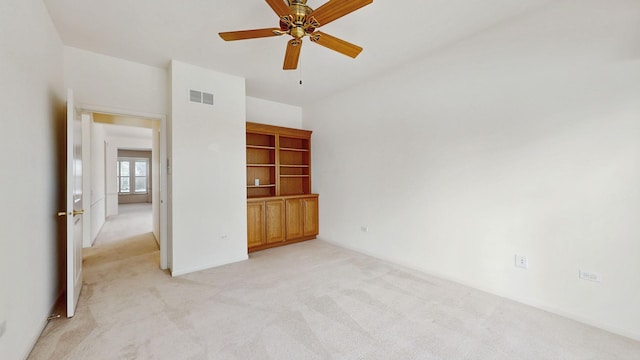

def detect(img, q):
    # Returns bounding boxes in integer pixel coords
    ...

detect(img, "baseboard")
[22,290,65,360]
[170,254,249,277]
[319,237,640,342]
[152,231,159,246]
[21,318,48,360]
[248,236,316,253]
[90,221,105,247]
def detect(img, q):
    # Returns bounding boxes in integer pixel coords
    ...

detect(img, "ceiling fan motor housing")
[288,0,308,6]
[286,0,314,38]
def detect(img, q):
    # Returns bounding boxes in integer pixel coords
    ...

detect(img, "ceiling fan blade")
[310,31,362,58]
[265,0,291,17]
[309,0,373,27]
[283,39,302,70]
[219,28,282,41]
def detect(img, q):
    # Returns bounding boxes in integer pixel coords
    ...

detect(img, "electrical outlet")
[515,254,528,269]
[579,269,602,282]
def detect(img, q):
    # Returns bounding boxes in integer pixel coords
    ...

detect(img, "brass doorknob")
[57,210,85,216]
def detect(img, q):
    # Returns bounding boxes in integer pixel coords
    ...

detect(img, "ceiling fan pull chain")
[299,59,303,85]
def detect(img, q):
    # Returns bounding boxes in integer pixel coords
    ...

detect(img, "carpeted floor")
[28,204,640,359]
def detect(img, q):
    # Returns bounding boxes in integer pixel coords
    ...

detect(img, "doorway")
[82,109,168,270]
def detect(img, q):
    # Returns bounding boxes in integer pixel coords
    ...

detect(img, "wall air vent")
[189,89,214,106]
[202,92,214,105]
[189,90,202,103]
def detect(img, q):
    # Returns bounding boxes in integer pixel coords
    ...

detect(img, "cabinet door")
[285,198,304,240]
[303,197,319,237]
[247,201,265,248]
[265,199,285,244]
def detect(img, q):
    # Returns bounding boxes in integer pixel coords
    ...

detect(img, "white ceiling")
[43,0,553,107]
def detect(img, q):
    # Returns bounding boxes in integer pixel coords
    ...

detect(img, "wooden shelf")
[247,145,275,150]
[246,122,312,197]
[247,132,276,197]
[280,147,309,152]
[248,194,275,199]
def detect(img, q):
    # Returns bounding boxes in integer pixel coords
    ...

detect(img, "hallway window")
[117,158,148,194]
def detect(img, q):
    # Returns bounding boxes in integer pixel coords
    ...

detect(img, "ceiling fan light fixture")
[291,26,306,39]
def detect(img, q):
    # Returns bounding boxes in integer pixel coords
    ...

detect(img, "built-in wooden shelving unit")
[245,122,318,252]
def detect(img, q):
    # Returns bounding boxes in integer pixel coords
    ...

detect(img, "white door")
[64,88,84,317]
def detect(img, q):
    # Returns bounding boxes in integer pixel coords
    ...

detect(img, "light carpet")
[28,204,640,359]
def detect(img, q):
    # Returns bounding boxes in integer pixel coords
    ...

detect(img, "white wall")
[0,0,64,358]
[90,122,107,243]
[64,47,166,246]
[81,113,92,248]
[152,122,161,242]
[246,96,303,128]
[169,61,247,275]
[305,0,640,340]
[64,47,168,116]
[105,137,152,217]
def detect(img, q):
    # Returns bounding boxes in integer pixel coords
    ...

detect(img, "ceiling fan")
[219,0,373,70]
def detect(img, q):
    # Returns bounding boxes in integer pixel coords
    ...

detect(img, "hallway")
[93,203,154,247]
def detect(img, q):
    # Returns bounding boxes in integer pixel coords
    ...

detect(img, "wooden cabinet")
[285,197,304,240]
[247,201,265,248]
[265,199,286,244]
[247,198,286,251]
[246,123,319,252]
[303,196,319,237]
[247,195,318,252]
[285,195,319,241]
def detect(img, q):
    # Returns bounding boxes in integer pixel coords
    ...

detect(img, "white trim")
[23,318,48,360]
[81,113,92,248]
[170,255,249,277]
[24,290,65,359]
[77,103,165,121]
[78,103,169,271]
